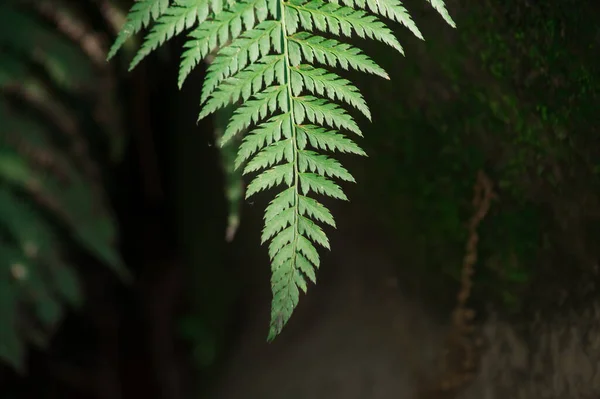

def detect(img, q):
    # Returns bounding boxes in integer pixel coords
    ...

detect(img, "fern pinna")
[110,0,455,340]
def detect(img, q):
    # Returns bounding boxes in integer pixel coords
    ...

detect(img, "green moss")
[356,0,600,312]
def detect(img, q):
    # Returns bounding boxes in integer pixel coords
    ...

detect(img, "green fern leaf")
[298,173,348,200]
[264,186,295,222]
[296,252,317,282]
[108,0,171,60]
[198,20,282,97]
[298,151,354,182]
[243,139,294,174]
[235,113,292,168]
[114,0,455,341]
[129,0,211,71]
[298,195,336,227]
[297,125,366,155]
[262,207,295,243]
[424,0,456,28]
[296,235,320,266]
[293,96,362,135]
[199,55,285,119]
[335,0,424,39]
[268,226,295,258]
[291,65,371,120]
[288,33,389,79]
[298,215,329,249]
[246,162,294,197]
[286,0,404,54]
[178,0,273,87]
[220,85,287,145]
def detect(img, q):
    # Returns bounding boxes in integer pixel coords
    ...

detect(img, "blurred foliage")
[0,0,127,371]
[359,0,600,313]
[215,106,244,244]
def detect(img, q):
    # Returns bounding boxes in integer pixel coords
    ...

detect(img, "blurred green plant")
[0,0,128,371]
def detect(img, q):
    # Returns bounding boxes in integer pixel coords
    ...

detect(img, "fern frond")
[129,0,211,70]
[424,0,456,28]
[107,0,171,60]
[291,65,371,119]
[178,0,274,87]
[220,85,288,145]
[298,151,355,182]
[297,125,366,155]
[234,113,292,168]
[198,20,282,98]
[286,0,404,54]
[288,32,389,78]
[199,55,285,119]
[297,194,336,227]
[243,139,294,174]
[114,0,455,341]
[293,96,362,135]
[298,172,348,200]
[246,162,294,197]
[331,0,423,39]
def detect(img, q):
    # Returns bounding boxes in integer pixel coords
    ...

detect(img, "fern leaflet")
[108,0,172,60]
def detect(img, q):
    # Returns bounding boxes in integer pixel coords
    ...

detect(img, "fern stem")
[268,0,301,340]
